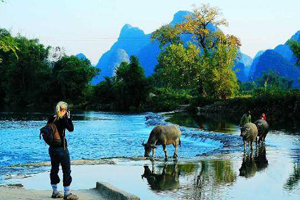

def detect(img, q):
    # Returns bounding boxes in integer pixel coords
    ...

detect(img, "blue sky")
[1,0,300,64]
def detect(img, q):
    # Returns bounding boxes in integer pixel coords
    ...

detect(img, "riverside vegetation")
[1,4,300,124]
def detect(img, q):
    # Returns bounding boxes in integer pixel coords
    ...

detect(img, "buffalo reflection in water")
[141,162,180,191]
[239,145,268,178]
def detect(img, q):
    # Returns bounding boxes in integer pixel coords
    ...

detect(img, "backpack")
[40,123,60,146]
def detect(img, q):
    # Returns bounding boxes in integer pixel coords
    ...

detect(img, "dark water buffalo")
[142,125,181,161]
[141,164,180,191]
[240,122,258,150]
[254,119,269,143]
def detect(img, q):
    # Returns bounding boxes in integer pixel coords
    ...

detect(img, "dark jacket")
[48,115,74,148]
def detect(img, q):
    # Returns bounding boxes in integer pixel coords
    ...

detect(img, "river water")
[0,111,300,199]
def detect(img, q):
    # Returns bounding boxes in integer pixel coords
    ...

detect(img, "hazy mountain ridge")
[90,11,299,85]
[248,31,300,84]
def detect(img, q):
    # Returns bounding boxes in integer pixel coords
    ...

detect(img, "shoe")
[64,193,79,200]
[51,192,63,198]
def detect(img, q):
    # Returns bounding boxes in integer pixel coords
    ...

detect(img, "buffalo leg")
[249,141,253,151]
[151,160,155,173]
[163,144,168,161]
[243,140,246,151]
[173,143,178,159]
[152,148,156,158]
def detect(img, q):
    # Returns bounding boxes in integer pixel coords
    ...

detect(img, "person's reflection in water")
[239,145,268,178]
[141,161,180,191]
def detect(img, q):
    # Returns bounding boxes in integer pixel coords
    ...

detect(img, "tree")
[155,43,201,89]
[92,56,151,111]
[202,33,240,98]
[114,56,151,110]
[288,39,300,67]
[2,36,51,106]
[0,29,18,63]
[51,55,99,104]
[0,28,99,108]
[176,4,232,56]
[92,76,116,107]
[256,70,293,90]
[151,4,240,99]
[151,25,181,48]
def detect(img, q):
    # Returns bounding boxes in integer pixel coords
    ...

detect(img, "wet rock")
[7,184,23,188]
[145,113,167,126]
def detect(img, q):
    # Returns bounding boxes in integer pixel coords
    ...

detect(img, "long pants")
[49,147,72,186]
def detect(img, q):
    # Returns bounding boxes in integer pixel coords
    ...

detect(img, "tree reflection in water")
[166,113,237,133]
[190,160,236,200]
[284,148,300,190]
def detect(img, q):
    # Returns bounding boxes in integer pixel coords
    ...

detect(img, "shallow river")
[0,111,300,199]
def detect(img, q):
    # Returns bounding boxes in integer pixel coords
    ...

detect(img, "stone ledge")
[96,182,140,200]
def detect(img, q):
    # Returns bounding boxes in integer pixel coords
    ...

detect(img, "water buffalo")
[240,122,258,150]
[254,119,269,144]
[142,125,181,161]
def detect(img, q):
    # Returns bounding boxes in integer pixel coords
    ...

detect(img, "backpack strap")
[63,128,66,150]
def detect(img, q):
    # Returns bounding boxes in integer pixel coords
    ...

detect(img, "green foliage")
[238,70,294,98]
[201,35,240,99]
[176,4,231,55]
[156,43,201,89]
[239,81,256,91]
[0,29,18,63]
[51,55,99,104]
[145,88,193,112]
[151,25,181,48]
[255,70,293,90]
[288,39,300,67]
[91,77,116,109]
[1,36,51,106]
[191,95,216,108]
[151,4,240,100]
[209,89,300,124]
[0,30,99,108]
[91,56,151,111]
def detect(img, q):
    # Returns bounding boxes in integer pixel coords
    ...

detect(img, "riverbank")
[196,91,300,129]
[0,185,104,200]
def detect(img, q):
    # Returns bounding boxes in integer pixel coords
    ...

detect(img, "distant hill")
[234,52,253,82]
[252,50,300,81]
[93,24,151,84]
[76,53,88,60]
[233,62,247,82]
[248,31,300,85]
[93,11,194,84]
[248,51,265,79]
[94,10,300,85]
